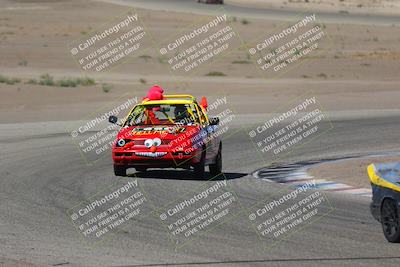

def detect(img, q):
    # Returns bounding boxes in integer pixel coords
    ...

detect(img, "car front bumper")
[112,148,201,168]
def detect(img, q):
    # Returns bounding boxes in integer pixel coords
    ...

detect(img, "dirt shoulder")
[0,0,400,123]
[227,0,400,16]
[0,258,46,267]
[308,155,400,189]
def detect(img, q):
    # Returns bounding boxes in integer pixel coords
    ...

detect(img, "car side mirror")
[109,115,118,124]
[209,117,219,126]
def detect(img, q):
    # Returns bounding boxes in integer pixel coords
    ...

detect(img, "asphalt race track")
[1,113,400,267]
[1,1,400,266]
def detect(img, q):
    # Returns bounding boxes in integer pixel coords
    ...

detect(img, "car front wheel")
[209,143,222,176]
[381,198,400,242]
[114,165,127,177]
[193,151,205,179]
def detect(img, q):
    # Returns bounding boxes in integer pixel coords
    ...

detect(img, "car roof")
[142,99,194,105]
[141,94,197,105]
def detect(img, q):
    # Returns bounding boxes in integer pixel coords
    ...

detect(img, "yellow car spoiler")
[163,94,196,101]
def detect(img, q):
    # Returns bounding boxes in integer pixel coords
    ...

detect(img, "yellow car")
[368,163,400,243]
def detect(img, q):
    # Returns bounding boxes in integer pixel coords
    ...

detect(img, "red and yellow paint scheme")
[109,92,222,178]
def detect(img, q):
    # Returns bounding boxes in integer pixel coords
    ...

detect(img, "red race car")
[109,88,222,178]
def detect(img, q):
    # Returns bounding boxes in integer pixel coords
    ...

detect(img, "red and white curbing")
[254,166,372,197]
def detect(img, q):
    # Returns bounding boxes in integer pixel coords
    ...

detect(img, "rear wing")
[163,94,196,102]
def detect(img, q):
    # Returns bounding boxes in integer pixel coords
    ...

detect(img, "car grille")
[130,139,172,145]
[115,152,133,156]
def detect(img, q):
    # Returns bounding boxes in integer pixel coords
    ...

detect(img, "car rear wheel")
[381,198,400,243]
[193,151,205,179]
[114,165,127,177]
[209,143,222,176]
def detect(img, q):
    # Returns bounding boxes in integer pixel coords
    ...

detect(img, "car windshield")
[124,103,198,126]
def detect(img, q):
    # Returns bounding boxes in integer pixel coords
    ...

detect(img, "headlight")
[117,139,126,147]
[144,138,154,148]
